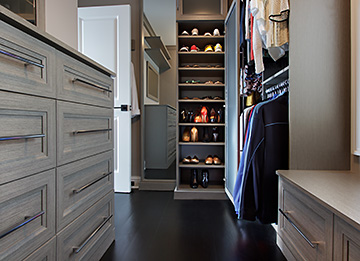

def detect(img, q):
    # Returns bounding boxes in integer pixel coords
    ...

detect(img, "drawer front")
[0,21,56,98]
[334,215,360,261]
[0,91,56,185]
[278,179,333,260]
[167,126,176,141]
[23,237,56,261]
[57,101,113,165]
[57,192,114,261]
[0,169,55,261]
[167,137,176,156]
[57,52,113,108]
[57,151,114,231]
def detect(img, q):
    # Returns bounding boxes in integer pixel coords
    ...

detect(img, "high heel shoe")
[182,127,190,142]
[212,127,219,142]
[201,170,209,188]
[201,106,209,123]
[217,108,224,123]
[180,109,188,122]
[209,108,217,123]
[190,127,198,142]
[190,169,198,188]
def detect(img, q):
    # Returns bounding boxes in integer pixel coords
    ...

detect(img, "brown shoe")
[190,127,198,142]
[205,155,213,165]
[182,127,190,142]
[182,156,192,164]
[213,155,221,165]
[191,156,199,164]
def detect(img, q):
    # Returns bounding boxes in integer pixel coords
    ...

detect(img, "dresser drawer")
[57,151,114,231]
[0,169,55,261]
[57,52,113,108]
[0,91,56,185]
[24,237,56,261]
[57,101,113,165]
[278,179,333,260]
[0,21,56,98]
[57,192,114,261]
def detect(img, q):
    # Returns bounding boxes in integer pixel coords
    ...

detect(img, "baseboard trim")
[139,179,176,191]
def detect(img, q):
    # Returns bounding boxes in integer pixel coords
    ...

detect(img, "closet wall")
[78,0,143,179]
[289,0,351,170]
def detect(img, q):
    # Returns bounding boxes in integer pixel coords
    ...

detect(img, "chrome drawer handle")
[0,133,45,141]
[72,129,112,135]
[73,172,112,194]
[0,49,44,68]
[279,209,319,249]
[0,211,45,239]
[73,215,113,254]
[72,78,112,93]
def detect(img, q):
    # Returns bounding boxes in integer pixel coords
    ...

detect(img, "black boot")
[201,170,209,188]
[190,169,198,189]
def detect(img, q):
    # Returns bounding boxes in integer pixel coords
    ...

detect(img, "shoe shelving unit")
[175,20,227,200]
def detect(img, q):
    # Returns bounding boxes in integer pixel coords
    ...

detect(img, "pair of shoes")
[202,127,220,142]
[179,46,189,52]
[181,29,198,36]
[215,43,223,52]
[190,45,200,52]
[205,155,221,165]
[185,79,201,84]
[204,29,220,37]
[182,127,198,142]
[183,156,199,164]
[190,169,209,188]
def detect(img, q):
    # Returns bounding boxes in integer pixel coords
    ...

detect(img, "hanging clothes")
[234,92,289,224]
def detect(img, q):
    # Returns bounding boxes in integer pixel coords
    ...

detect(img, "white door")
[78,5,132,193]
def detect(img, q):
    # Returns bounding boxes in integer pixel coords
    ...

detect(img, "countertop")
[277,170,360,230]
[0,5,115,77]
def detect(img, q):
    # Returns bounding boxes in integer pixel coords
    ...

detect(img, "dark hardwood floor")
[100,191,286,261]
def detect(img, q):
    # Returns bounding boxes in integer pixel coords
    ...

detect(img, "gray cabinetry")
[176,0,228,20]
[0,5,114,261]
[145,105,176,169]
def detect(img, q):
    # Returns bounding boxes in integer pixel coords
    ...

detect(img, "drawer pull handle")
[73,215,113,254]
[279,208,318,248]
[72,78,112,93]
[73,172,112,194]
[0,49,44,68]
[72,129,112,135]
[0,133,45,141]
[0,211,45,239]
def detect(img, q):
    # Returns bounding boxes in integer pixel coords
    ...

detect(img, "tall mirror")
[142,0,177,187]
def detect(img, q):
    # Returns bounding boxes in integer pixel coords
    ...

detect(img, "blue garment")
[234,92,288,223]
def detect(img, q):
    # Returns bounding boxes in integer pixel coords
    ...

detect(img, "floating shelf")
[178,99,225,103]
[178,35,224,39]
[179,142,225,146]
[179,67,224,71]
[263,66,289,86]
[178,84,225,87]
[145,48,171,73]
[179,123,225,126]
[179,52,224,55]
[144,36,171,60]
[179,162,225,168]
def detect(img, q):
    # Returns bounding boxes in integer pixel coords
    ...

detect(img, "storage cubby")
[175,19,227,200]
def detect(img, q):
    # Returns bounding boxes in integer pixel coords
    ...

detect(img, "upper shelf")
[263,66,289,86]
[144,36,171,60]
[145,48,171,73]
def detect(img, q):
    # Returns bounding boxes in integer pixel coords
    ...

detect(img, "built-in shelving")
[179,162,225,168]
[263,65,289,86]
[145,36,171,60]
[145,48,171,73]
[179,142,225,146]
[179,52,224,55]
[179,123,225,126]
[178,36,224,39]
[178,99,225,103]
[178,84,225,87]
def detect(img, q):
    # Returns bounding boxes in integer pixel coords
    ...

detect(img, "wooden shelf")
[179,162,225,168]
[179,123,225,126]
[179,52,224,55]
[174,185,227,200]
[178,99,225,103]
[145,48,171,73]
[178,35,224,39]
[145,36,171,60]
[179,142,225,146]
[179,67,224,71]
[178,84,225,87]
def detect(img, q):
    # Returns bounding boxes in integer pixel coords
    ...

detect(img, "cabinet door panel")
[0,91,56,185]
[23,237,56,261]
[57,192,114,261]
[57,151,114,231]
[0,21,56,98]
[0,169,55,261]
[57,101,113,165]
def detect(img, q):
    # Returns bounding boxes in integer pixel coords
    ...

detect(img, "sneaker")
[204,45,214,52]
[181,30,189,35]
[190,45,199,52]
[213,28,220,36]
[214,43,223,52]
[204,32,212,36]
[179,46,189,52]
[191,28,199,36]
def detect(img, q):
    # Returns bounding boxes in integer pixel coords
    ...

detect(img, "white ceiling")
[143,0,176,46]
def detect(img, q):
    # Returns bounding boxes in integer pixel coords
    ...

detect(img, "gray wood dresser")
[0,6,115,261]
[277,170,360,260]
